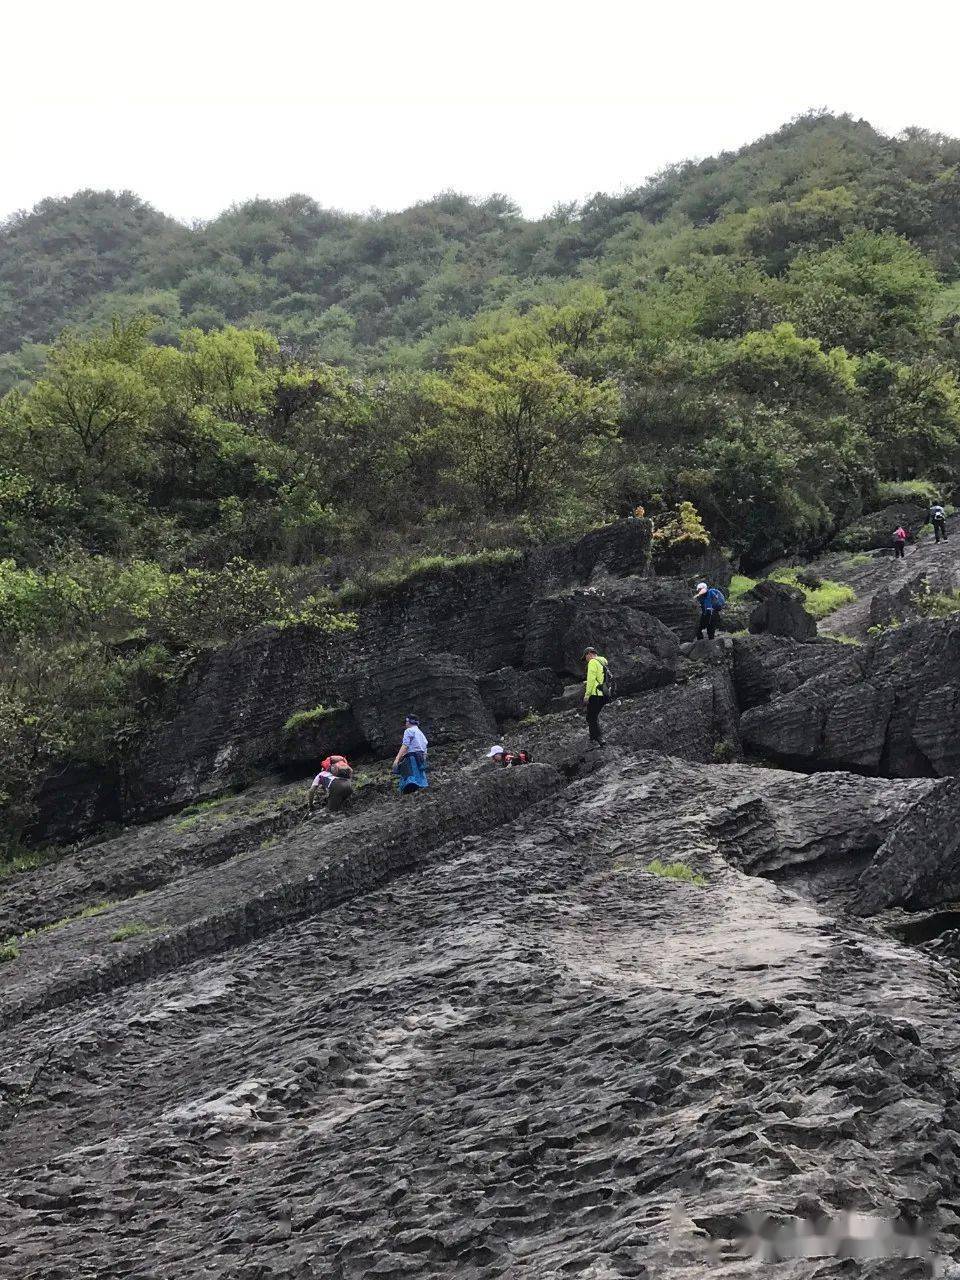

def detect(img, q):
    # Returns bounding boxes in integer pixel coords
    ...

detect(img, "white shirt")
[402,725,428,754]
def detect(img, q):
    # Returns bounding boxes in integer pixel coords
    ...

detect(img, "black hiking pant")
[935,519,948,543]
[586,695,605,744]
[894,541,906,559]
[697,607,716,640]
[326,777,354,813]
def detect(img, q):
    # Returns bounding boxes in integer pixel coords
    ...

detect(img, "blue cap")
[405,715,419,725]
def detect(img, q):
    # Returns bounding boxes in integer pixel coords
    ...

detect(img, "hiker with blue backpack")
[695,581,725,640]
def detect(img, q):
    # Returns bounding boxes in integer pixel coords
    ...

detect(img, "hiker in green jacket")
[583,646,609,747]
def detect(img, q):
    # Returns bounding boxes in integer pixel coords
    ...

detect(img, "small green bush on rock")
[646,858,707,887]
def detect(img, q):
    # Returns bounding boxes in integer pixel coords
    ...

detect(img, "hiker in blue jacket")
[695,581,725,640]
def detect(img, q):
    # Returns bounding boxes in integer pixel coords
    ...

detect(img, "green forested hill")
[3,110,960,845]
[4,112,960,376]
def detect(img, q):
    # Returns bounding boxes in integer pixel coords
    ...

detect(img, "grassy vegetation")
[712,740,736,763]
[109,922,151,943]
[728,574,758,600]
[646,858,707,887]
[174,796,230,830]
[770,569,855,619]
[282,704,350,735]
[830,633,864,646]
[0,940,19,963]
[911,587,960,619]
[6,899,125,955]
[0,849,47,879]
[728,569,853,619]
[875,478,942,506]
[338,548,523,605]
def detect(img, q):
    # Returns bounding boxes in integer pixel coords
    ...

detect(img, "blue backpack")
[705,587,726,610]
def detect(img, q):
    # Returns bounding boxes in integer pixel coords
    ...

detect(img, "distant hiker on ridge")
[930,503,948,543]
[582,646,609,748]
[393,715,429,795]
[892,525,908,560]
[695,581,725,640]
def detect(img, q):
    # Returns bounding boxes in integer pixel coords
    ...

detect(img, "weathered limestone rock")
[740,618,960,777]
[747,579,817,640]
[732,634,850,711]
[477,666,562,721]
[524,590,678,693]
[831,501,927,552]
[2,752,959,1277]
[853,777,960,914]
[348,651,498,752]
[279,704,364,768]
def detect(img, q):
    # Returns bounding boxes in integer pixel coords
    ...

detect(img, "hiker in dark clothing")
[695,581,725,639]
[930,504,948,543]
[892,526,908,560]
[583,646,609,747]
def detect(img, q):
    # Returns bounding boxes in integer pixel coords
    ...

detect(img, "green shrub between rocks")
[646,858,707,887]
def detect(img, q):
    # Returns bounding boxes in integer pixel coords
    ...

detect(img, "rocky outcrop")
[3,753,960,1277]
[348,651,498,753]
[853,777,960,915]
[747,579,817,640]
[477,666,562,721]
[732,634,849,711]
[279,704,363,768]
[524,590,679,693]
[740,617,960,777]
[126,622,346,822]
[831,501,927,552]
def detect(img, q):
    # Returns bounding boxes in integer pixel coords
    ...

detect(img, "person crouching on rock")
[582,646,608,747]
[486,745,531,767]
[892,526,908,560]
[309,754,355,813]
[695,581,725,640]
[393,715,429,795]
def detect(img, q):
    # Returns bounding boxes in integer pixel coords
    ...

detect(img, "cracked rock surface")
[3,754,960,1278]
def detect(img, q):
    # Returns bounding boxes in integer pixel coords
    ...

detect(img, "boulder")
[477,666,563,721]
[650,538,732,590]
[27,762,122,848]
[732,635,850,711]
[831,502,927,552]
[852,777,960,914]
[524,590,679,693]
[740,617,960,777]
[747,580,817,641]
[348,651,497,753]
[279,704,365,768]
[125,622,349,821]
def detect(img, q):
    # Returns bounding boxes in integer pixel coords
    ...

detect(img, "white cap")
[695,581,708,594]
[486,745,505,758]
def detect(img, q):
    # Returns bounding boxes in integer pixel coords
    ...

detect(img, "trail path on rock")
[817,515,960,640]
[3,756,960,1279]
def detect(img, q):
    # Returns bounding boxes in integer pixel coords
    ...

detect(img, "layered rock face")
[740,619,960,776]
[746,579,817,640]
[3,753,960,1278]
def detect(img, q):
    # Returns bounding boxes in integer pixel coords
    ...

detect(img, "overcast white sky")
[4,0,960,225]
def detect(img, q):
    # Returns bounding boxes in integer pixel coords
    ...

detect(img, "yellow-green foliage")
[110,923,150,943]
[0,940,19,963]
[911,585,960,619]
[770,569,855,618]
[339,548,522,604]
[652,500,710,549]
[646,858,707,887]
[283,705,333,734]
